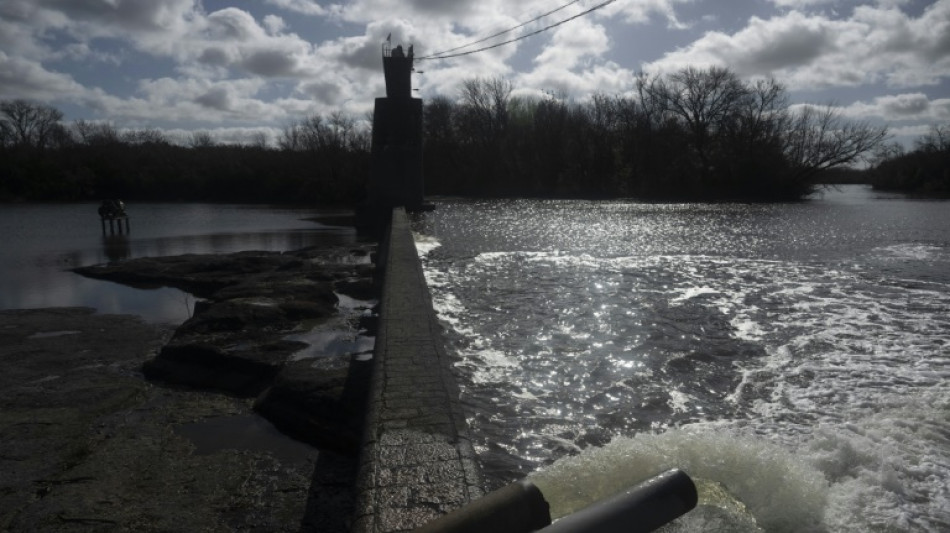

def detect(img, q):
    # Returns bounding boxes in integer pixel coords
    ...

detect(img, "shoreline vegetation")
[4,67,944,204]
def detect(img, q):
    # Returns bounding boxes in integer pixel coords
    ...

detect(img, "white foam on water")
[529,425,827,531]
[670,286,719,304]
[423,248,950,530]
[530,415,950,531]
[334,292,375,310]
[668,390,693,414]
[412,232,441,256]
[730,317,766,341]
[464,348,521,384]
[720,263,950,531]
[873,243,942,261]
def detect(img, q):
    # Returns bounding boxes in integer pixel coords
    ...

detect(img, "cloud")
[768,0,835,8]
[841,93,950,122]
[241,48,301,77]
[2,0,946,147]
[534,17,609,70]
[645,2,950,89]
[33,0,188,31]
[264,0,327,17]
[335,0,474,22]
[0,51,87,99]
[194,87,232,111]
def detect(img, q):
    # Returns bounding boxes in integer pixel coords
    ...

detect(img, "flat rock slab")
[74,247,376,399]
[0,308,327,531]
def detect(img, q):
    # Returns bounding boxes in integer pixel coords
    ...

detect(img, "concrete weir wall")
[353,208,483,533]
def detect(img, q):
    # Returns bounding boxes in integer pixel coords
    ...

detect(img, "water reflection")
[0,203,359,324]
[102,234,131,262]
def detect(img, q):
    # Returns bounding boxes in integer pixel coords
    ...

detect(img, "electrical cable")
[418,0,616,61]
[419,0,587,59]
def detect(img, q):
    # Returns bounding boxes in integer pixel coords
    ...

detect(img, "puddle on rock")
[286,328,375,361]
[285,294,376,361]
[174,414,317,463]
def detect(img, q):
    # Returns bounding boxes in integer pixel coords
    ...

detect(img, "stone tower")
[368,40,424,210]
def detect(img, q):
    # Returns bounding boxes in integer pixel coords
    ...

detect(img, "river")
[0,203,357,324]
[412,185,950,532]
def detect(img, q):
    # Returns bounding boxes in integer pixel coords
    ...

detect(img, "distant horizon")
[1,0,947,148]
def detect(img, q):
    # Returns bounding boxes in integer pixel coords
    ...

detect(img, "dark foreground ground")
[0,245,377,532]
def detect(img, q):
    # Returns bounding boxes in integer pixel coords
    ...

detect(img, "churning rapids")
[412,186,949,532]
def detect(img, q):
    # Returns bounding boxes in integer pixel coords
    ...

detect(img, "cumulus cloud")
[534,17,609,70]
[842,93,950,121]
[598,0,692,28]
[34,0,194,32]
[645,1,950,89]
[264,0,327,17]
[768,0,835,8]
[0,51,87,99]
[1,0,947,144]
[194,87,232,111]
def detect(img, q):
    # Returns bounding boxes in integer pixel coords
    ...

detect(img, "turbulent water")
[412,186,950,532]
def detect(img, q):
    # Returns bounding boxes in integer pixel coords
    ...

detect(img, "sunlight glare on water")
[414,187,950,531]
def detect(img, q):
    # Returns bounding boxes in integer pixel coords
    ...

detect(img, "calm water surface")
[413,186,950,531]
[1,203,357,324]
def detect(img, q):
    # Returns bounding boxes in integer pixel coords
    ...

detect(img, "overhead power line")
[418,0,617,61]
[421,0,587,59]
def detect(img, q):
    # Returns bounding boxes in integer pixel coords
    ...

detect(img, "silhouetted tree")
[0,99,66,150]
[871,124,950,195]
[784,104,887,181]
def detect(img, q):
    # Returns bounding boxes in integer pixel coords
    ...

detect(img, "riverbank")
[1,243,378,531]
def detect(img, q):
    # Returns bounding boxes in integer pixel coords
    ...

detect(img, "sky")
[0,0,947,147]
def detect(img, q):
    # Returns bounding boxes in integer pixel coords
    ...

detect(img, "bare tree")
[278,120,303,151]
[249,131,268,149]
[458,77,513,143]
[328,111,356,150]
[122,128,168,145]
[0,99,65,149]
[784,104,887,179]
[736,77,788,148]
[190,131,216,149]
[642,67,749,173]
[915,124,950,153]
[74,120,120,146]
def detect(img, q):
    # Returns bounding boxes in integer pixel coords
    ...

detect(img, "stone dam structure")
[353,207,484,532]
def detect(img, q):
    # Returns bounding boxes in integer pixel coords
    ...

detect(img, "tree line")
[0,99,370,204]
[2,66,905,204]
[868,125,950,196]
[423,67,888,200]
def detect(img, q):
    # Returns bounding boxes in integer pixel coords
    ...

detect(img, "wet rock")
[145,340,304,397]
[279,300,337,320]
[75,245,377,399]
[254,358,363,455]
[336,278,376,300]
[0,308,317,531]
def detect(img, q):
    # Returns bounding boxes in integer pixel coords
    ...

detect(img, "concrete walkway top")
[353,208,483,533]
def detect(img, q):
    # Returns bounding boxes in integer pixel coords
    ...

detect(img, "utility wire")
[418,0,617,61]
[419,0,587,59]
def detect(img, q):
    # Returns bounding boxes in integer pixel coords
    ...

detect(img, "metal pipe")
[414,469,696,533]
[537,469,697,533]
[414,480,551,533]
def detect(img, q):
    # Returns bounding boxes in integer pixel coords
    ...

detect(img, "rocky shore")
[0,244,378,531]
